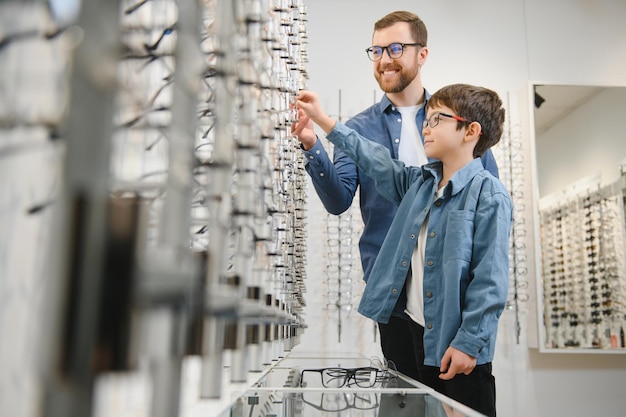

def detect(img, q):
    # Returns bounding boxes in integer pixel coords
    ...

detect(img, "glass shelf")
[211,351,487,417]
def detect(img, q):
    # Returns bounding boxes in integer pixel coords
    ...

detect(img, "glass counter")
[211,351,486,417]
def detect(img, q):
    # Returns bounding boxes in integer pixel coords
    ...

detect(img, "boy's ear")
[464,121,482,142]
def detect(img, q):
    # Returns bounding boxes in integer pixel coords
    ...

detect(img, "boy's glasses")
[422,112,471,129]
[365,42,422,61]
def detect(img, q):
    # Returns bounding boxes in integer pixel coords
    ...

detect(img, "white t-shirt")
[406,186,445,326]
[396,104,428,167]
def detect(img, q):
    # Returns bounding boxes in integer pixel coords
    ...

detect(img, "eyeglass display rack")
[201,350,488,417]
[492,94,531,346]
[1,1,311,416]
[538,171,626,351]
[324,209,359,343]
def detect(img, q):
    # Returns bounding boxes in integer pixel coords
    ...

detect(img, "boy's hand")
[439,347,476,380]
[295,90,323,121]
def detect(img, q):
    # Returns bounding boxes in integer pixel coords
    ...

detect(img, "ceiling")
[533,84,605,135]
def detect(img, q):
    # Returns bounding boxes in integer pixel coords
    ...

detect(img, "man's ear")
[418,46,429,64]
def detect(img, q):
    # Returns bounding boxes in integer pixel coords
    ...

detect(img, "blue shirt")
[326,122,512,366]
[301,92,500,316]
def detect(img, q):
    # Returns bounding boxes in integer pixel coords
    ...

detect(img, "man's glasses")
[365,42,422,61]
[422,112,471,129]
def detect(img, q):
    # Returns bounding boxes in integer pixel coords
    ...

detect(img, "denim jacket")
[326,122,512,366]
[301,92,499,290]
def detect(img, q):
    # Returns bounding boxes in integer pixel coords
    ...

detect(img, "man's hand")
[295,90,336,134]
[439,347,476,380]
[291,109,317,150]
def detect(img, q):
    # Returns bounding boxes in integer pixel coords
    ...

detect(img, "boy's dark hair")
[426,84,505,157]
[374,11,428,47]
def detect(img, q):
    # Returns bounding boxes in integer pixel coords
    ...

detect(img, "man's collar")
[380,88,431,112]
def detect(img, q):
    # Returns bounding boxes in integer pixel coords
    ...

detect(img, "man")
[297,11,499,379]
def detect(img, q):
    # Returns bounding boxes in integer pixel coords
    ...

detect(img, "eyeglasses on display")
[300,367,382,388]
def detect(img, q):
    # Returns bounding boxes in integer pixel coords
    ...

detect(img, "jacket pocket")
[442,210,474,263]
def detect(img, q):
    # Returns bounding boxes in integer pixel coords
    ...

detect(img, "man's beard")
[375,65,419,94]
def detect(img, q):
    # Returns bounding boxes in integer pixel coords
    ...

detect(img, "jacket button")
[410,233,416,239]
[402,261,408,267]
[426,291,432,298]
[435,201,442,207]
[426,323,433,329]
[429,231,436,238]
[392,288,398,294]
[427,260,434,266]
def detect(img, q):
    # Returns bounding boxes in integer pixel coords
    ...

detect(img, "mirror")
[531,83,626,352]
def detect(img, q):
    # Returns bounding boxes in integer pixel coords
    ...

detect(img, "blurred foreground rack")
[0,1,310,416]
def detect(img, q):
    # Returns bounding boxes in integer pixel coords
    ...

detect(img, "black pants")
[406,318,497,417]
[378,315,420,380]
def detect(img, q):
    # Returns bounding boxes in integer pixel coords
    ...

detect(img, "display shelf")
[181,350,487,417]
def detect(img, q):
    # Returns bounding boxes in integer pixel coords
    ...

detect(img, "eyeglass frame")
[422,112,473,130]
[365,42,423,61]
[300,367,383,388]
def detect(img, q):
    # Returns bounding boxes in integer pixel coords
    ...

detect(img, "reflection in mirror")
[532,84,626,351]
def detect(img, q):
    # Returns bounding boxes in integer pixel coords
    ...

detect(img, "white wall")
[296,1,626,417]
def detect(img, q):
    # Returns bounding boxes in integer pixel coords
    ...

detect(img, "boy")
[293,84,512,416]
